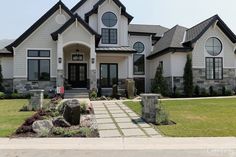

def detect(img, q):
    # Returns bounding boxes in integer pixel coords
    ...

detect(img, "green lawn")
[0,100,34,137]
[124,98,236,137]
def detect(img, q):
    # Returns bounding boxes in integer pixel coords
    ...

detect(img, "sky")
[0,0,236,39]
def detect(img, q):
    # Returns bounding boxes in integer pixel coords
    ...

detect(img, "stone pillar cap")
[140,93,160,97]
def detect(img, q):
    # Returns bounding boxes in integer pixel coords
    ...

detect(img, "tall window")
[101,12,118,44]
[100,63,118,87]
[28,50,50,81]
[102,28,117,44]
[134,54,145,75]
[206,57,223,80]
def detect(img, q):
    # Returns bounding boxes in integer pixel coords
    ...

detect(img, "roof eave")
[6,1,74,52]
[147,47,192,60]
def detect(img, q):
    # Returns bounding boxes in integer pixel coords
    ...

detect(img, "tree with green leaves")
[183,54,193,97]
[152,65,168,96]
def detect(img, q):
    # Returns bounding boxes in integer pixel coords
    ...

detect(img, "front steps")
[64,89,89,99]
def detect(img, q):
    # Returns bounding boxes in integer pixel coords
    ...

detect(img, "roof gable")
[84,0,133,23]
[6,1,74,52]
[51,14,101,45]
[147,25,191,59]
[184,15,236,45]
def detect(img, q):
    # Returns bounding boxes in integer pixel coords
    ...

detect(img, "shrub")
[194,85,200,97]
[80,101,87,114]
[225,90,233,96]
[152,65,169,96]
[57,101,66,114]
[172,86,181,98]
[79,127,92,137]
[209,86,218,96]
[19,105,29,112]
[222,86,226,96]
[183,54,193,97]
[0,92,6,99]
[200,88,208,97]
[89,89,97,100]
[63,130,80,137]
[156,103,170,125]
[51,127,65,136]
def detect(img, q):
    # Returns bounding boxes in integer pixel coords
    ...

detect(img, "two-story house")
[1,0,236,96]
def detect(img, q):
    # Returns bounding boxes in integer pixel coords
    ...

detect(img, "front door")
[68,63,87,88]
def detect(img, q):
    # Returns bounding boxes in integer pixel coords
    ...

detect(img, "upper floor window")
[102,28,117,44]
[102,12,117,27]
[133,42,145,53]
[205,37,222,56]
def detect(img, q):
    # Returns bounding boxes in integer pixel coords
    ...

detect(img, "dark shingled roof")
[84,0,133,23]
[184,14,236,45]
[147,25,192,59]
[6,1,74,52]
[128,24,169,37]
[51,14,101,45]
[71,0,87,13]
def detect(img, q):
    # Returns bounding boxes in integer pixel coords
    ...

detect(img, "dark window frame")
[133,54,145,75]
[133,42,145,53]
[101,28,117,44]
[100,63,118,88]
[27,59,50,81]
[28,50,50,57]
[205,37,223,56]
[102,12,118,27]
[205,57,223,80]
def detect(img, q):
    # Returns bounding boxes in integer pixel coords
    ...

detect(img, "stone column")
[28,89,44,110]
[90,35,97,90]
[57,35,64,87]
[140,94,160,123]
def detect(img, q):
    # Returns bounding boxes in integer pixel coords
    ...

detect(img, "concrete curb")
[1,137,236,150]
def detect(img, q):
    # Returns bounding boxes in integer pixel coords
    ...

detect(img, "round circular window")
[133,42,145,53]
[102,12,117,27]
[205,37,222,56]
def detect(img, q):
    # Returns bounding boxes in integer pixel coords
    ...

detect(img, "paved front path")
[92,101,161,138]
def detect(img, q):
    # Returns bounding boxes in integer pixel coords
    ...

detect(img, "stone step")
[64,93,89,99]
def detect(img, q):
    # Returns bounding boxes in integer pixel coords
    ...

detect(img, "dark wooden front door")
[68,63,87,88]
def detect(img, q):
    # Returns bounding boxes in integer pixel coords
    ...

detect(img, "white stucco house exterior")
[1,0,236,96]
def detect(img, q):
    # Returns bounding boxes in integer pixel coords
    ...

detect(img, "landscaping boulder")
[63,99,81,125]
[80,115,92,128]
[53,117,71,128]
[32,120,53,135]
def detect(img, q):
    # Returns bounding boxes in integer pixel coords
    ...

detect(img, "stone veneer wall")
[193,68,235,91]
[13,78,56,94]
[162,68,236,95]
[2,79,13,92]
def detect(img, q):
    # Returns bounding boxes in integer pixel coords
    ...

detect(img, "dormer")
[83,0,133,47]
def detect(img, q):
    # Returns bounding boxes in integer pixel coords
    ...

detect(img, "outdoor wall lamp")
[58,57,62,64]
[92,58,95,64]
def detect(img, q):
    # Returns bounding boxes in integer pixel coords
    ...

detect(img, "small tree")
[183,54,193,97]
[0,64,4,92]
[152,65,168,96]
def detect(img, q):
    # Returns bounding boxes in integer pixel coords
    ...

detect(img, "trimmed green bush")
[0,92,6,99]
[194,85,200,97]
[183,54,193,97]
[152,65,169,96]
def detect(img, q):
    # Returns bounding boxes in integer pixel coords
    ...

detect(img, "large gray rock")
[63,99,81,125]
[53,117,71,128]
[32,120,53,135]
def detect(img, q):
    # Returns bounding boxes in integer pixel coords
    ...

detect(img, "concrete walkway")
[92,101,161,138]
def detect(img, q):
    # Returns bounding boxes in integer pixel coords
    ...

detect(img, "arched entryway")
[63,42,91,89]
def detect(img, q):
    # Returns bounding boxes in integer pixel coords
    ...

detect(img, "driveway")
[92,101,162,138]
